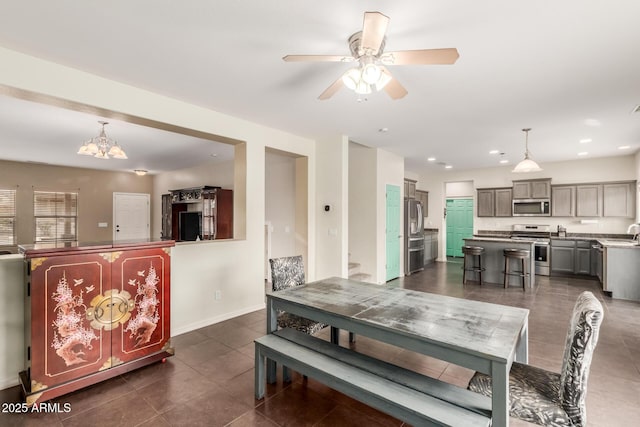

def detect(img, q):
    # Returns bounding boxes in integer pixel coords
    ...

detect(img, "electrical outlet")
[214,290,222,300]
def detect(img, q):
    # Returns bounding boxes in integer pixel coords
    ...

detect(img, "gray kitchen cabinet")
[477,189,495,217]
[431,233,438,261]
[512,179,551,199]
[551,242,575,274]
[602,182,636,217]
[551,239,595,276]
[495,188,513,217]
[423,233,432,265]
[477,188,511,217]
[404,179,416,199]
[551,185,575,217]
[415,189,429,217]
[575,184,602,217]
[423,231,438,265]
[575,241,592,275]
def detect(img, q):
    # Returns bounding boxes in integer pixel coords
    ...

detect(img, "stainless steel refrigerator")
[404,199,425,275]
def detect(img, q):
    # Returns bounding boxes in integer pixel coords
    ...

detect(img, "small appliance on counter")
[557,225,567,238]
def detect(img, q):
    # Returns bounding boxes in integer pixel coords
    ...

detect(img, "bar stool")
[462,246,485,285]
[503,249,530,289]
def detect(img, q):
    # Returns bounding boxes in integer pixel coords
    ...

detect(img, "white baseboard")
[171,302,266,337]
[0,377,19,390]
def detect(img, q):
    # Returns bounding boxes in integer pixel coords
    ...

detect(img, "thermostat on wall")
[324,204,332,212]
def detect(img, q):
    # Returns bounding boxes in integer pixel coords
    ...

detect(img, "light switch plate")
[98,222,108,228]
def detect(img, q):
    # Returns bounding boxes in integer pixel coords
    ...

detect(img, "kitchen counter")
[464,238,536,287]
[596,239,640,249]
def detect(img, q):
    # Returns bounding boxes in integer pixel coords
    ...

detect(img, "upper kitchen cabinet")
[551,185,575,217]
[512,179,551,199]
[552,181,636,218]
[477,188,512,217]
[415,189,429,217]
[602,182,636,217]
[575,184,602,217]
[495,188,513,217]
[404,179,417,199]
[477,188,495,217]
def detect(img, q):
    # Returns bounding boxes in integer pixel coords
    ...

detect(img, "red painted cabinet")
[20,241,174,405]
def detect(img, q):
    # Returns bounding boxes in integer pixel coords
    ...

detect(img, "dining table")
[265,277,529,427]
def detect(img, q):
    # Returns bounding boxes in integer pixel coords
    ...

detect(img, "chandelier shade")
[77,121,127,160]
[512,128,542,173]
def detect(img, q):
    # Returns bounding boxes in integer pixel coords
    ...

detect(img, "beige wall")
[0,159,152,249]
[265,151,296,259]
[348,142,377,279]
[315,135,349,280]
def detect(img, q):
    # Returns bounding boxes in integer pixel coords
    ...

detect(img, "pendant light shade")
[512,128,542,173]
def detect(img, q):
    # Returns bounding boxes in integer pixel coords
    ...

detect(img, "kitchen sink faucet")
[627,223,640,243]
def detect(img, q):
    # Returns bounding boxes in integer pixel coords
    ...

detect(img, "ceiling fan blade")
[379,66,408,100]
[381,48,460,65]
[283,54,354,62]
[318,77,344,100]
[361,12,389,55]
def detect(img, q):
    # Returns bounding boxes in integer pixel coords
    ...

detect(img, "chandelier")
[77,121,127,159]
[512,128,542,173]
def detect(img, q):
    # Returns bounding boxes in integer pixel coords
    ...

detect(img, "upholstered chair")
[467,291,603,427]
[269,255,327,335]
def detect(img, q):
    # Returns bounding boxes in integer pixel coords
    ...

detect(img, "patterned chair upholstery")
[269,255,327,335]
[468,291,603,427]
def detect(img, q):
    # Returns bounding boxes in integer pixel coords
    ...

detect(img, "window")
[0,189,16,245]
[34,191,78,243]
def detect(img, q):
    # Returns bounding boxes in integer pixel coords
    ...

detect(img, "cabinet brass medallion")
[87,289,135,331]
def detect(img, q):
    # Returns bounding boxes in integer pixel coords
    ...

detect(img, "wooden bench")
[255,328,492,427]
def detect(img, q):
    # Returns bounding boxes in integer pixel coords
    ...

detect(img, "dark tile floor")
[2,260,639,426]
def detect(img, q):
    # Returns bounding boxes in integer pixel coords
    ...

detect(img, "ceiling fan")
[283,11,459,100]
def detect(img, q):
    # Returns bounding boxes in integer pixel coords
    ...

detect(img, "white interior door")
[113,193,150,241]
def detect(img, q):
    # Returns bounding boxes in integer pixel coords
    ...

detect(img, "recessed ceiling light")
[427,157,436,162]
[579,138,592,144]
[499,159,509,164]
[378,127,389,133]
[578,152,589,156]
[489,150,500,154]
[444,165,453,169]
[618,145,631,150]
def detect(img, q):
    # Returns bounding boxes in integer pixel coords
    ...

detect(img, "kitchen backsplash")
[475,216,636,235]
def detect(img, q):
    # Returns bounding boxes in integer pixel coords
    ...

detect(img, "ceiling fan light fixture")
[361,62,381,84]
[512,128,543,173]
[374,71,392,91]
[341,67,361,90]
[354,79,372,95]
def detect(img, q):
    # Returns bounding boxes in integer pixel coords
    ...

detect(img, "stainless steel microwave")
[512,199,550,216]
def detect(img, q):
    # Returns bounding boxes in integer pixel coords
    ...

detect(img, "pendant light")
[512,128,542,173]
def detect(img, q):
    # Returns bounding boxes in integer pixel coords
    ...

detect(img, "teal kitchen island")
[463,237,536,288]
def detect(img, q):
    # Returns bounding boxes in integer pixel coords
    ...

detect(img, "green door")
[386,185,401,281]
[446,199,474,258]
